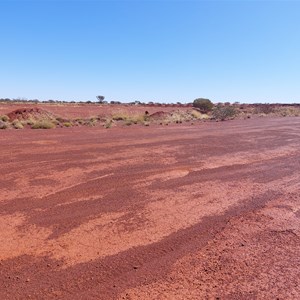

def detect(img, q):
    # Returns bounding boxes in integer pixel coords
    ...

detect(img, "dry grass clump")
[104,119,114,128]
[21,118,35,126]
[0,115,9,122]
[276,107,300,117]
[198,113,210,120]
[63,122,73,127]
[212,106,237,121]
[125,120,134,126]
[87,118,98,126]
[191,110,202,119]
[129,114,146,124]
[111,111,129,121]
[31,120,56,129]
[74,118,85,125]
[165,112,184,124]
[253,104,275,115]
[111,110,146,124]
[0,120,8,129]
[162,110,208,124]
[191,110,210,120]
[12,120,24,129]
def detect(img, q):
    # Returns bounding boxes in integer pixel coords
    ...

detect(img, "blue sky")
[1,0,300,103]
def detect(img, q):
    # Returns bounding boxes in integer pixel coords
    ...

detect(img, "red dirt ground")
[1,117,300,299]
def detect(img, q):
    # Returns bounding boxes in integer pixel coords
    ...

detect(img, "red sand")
[1,117,300,299]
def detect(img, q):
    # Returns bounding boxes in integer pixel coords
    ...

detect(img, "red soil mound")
[148,111,170,120]
[7,107,56,121]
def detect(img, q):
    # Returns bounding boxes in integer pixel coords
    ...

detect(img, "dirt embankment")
[1,102,300,130]
[0,103,187,119]
[0,104,203,129]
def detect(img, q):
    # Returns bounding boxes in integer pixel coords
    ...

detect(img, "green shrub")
[32,120,55,129]
[193,98,214,113]
[212,106,237,121]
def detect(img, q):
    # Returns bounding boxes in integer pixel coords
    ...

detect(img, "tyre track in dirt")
[1,117,300,299]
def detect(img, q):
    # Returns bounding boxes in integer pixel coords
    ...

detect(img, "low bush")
[191,110,202,119]
[254,104,275,114]
[21,118,35,126]
[0,120,8,129]
[125,120,133,126]
[190,110,210,120]
[129,114,146,124]
[104,119,113,128]
[74,118,85,125]
[31,120,55,129]
[87,118,97,126]
[12,120,24,129]
[63,122,73,127]
[276,107,300,117]
[0,115,9,122]
[112,111,128,121]
[212,106,237,121]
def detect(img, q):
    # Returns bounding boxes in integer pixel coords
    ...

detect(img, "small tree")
[96,95,105,103]
[193,98,214,113]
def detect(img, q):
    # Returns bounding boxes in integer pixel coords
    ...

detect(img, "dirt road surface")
[1,117,300,299]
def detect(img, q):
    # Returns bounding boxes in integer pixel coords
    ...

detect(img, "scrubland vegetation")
[0,98,299,130]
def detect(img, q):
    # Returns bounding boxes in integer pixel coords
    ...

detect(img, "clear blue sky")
[1,0,300,103]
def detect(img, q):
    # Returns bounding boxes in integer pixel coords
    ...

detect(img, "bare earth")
[1,117,300,299]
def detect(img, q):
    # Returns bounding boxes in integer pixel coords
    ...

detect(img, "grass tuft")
[12,120,24,129]
[0,115,9,122]
[32,120,55,129]
[0,120,8,129]
[63,122,73,127]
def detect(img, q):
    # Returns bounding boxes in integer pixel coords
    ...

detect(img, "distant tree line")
[0,97,193,107]
[1,97,299,108]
